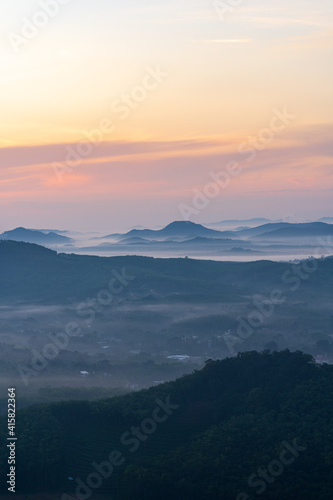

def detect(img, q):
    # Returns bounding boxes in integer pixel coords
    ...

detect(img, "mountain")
[2,350,333,498]
[94,221,333,254]
[1,238,333,304]
[0,227,72,245]
[104,221,230,241]
[0,240,259,302]
[120,236,151,244]
[252,222,333,239]
[207,218,272,228]
[233,222,333,239]
[318,217,333,224]
[94,236,243,249]
[235,222,292,237]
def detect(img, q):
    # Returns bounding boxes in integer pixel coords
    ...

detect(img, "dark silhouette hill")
[1,240,333,304]
[1,350,333,498]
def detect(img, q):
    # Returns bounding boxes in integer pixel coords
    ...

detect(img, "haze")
[0,0,333,231]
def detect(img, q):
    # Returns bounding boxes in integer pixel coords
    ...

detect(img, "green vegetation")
[1,350,333,498]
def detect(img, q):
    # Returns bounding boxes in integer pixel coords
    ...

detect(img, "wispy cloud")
[1,123,333,197]
[239,15,324,27]
[235,3,333,28]
[200,38,252,44]
[284,29,333,49]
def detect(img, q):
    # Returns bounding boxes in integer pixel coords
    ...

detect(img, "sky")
[0,0,332,232]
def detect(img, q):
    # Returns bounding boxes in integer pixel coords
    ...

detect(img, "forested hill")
[1,240,333,304]
[1,350,333,498]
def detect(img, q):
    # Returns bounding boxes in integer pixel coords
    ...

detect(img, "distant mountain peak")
[164,221,205,229]
[99,220,230,243]
[166,221,200,226]
[0,227,72,245]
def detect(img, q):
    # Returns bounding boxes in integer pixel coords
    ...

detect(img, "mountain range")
[99,220,333,243]
[103,221,230,241]
[0,227,73,245]
[1,220,333,259]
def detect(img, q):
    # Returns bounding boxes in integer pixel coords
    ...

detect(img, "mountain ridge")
[102,221,229,241]
[0,227,73,245]
[2,350,333,498]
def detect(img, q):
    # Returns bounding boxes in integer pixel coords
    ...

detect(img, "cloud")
[1,124,333,205]
[284,29,333,49]
[235,3,332,28]
[240,15,322,27]
[200,38,252,44]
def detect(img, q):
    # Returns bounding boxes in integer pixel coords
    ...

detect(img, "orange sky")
[0,0,332,230]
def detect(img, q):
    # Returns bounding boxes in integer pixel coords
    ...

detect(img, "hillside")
[1,240,333,404]
[1,240,333,304]
[1,350,333,498]
[0,227,72,245]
